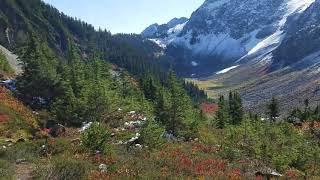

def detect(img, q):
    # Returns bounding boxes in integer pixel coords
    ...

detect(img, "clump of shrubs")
[81,122,111,154]
[0,159,14,179]
[2,141,41,162]
[139,120,165,149]
[34,156,93,179]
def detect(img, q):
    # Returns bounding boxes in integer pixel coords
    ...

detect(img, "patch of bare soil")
[15,163,34,180]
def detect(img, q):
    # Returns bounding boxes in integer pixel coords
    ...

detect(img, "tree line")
[216,92,320,129]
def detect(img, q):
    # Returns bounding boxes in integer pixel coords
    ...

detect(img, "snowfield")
[191,61,199,67]
[216,65,239,74]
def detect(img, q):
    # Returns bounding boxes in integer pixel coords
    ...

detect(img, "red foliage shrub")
[89,171,117,180]
[286,170,297,179]
[194,159,227,175]
[255,175,264,180]
[0,113,9,122]
[191,143,216,154]
[200,102,218,114]
[301,121,320,130]
[153,143,233,177]
[87,143,248,178]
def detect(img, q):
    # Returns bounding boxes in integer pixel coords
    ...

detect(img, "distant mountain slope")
[142,0,316,77]
[273,0,320,68]
[142,0,320,112]
[213,0,320,111]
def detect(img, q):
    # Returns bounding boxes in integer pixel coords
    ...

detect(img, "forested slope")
[0,1,319,179]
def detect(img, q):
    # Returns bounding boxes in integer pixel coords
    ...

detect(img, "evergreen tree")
[228,91,243,125]
[267,97,280,122]
[83,59,118,123]
[154,87,168,125]
[248,111,259,122]
[183,81,207,104]
[167,70,184,135]
[119,72,136,99]
[51,43,119,125]
[288,107,303,123]
[303,99,312,121]
[51,82,80,126]
[216,95,228,129]
[65,41,85,97]
[139,120,165,149]
[166,70,196,137]
[314,105,320,121]
[16,36,61,109]
[141,74,158,101]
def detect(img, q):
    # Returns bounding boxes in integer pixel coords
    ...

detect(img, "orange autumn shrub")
[0,87,39,137]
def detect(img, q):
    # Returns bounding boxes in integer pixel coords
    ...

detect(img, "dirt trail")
[15,163,34,180]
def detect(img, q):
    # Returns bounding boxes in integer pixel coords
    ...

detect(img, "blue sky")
[43,0,205,34]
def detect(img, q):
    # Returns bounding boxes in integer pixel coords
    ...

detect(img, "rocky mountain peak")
[182,0,285,39]
[141,17,188,39]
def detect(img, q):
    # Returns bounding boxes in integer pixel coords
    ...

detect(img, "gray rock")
[99,164,108,173]
[16,159,27,164]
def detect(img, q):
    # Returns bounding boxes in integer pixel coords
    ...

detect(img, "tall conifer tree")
[216,95,228,129]
[267,97,280,122]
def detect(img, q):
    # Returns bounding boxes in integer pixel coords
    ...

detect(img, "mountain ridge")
[143,0,315,73]
[141,17,188,39]
[142,0,320,112]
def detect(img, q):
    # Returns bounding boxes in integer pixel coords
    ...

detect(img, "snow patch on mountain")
[172,30,248,59]
[245,0,315,56]
[166,17,188,28]
[248,31,284,56]
[191,61,199,66]
[216,65,239,74]
[287,0,315,13]
[149,39,166,49]
[168,22,187,34]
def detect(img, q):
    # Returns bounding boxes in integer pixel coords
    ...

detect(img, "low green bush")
[46,138,72,156]
[0,159,14,179]
[2,141,41,162]
[81,122,111,153]
[139,120,165,149]
[0,51,13,73]
[34,156,93,180]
